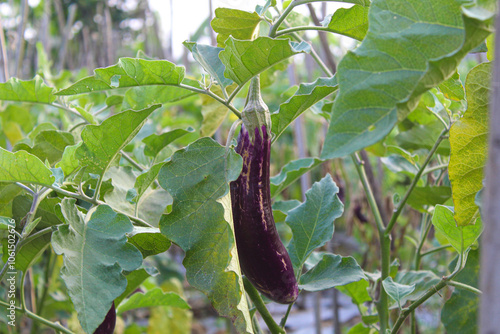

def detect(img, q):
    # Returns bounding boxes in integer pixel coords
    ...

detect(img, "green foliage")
[382,277,415,309]
[321,0,493,159]
[158,138,252,333]
[286,174,344,269]
[0,147,55,186]
[220,37,310,86]
[51,200,143,333]
[431,205,483,253]
[211,8,262,47]
[323,5,369,41]
[270,157,323,197]
[0,75,55,103]
[449,62,490,226]
[116,288,189,314]
[271,76,337,141]
[299,254,365,291]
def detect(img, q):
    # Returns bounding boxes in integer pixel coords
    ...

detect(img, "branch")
[243,277,285,334]
[385,127,450,234]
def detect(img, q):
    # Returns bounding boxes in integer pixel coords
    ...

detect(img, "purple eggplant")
[230,77,298,304]
[93,302,116,334]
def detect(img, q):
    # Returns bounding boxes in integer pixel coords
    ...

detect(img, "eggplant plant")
[0,0,496,333]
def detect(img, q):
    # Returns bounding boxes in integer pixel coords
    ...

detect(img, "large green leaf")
[103,167,171,226]
[407,186,452,212]
[299,254,365,291]
[394,270,441,306]
[219,36,310,86]
[337,279,371,306]
[158,138,252,333]
[286,174,343,269]
[184,42,233,88]
[271,76,337,141]
[16,231,53,273]
[321,0,494,159]
[270,157,323,197]
[441,249,479,334]
[116,288,189,314]
[211,8,261,47]
[323,5,369,41]
[115,266,159,307]
[0,147,55,186]
[0,75,55,103]
[382,277,415,309]
[122,85,197,110]
[449,62,490,226]
[13,130,75,165]
[56,58,185,95]
[431,205,483,253]
[128,227,171,258]
[76,105,160,176]
[143,128,194,158]
[51,200,143,334]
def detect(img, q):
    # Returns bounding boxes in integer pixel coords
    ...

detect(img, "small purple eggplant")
[93,302,116,334]
[230,77,298,304]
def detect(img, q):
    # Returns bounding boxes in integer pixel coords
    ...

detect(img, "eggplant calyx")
[242,75,271,141]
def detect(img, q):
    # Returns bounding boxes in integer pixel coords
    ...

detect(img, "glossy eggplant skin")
[93,302,116,334]
[230,124,298,304]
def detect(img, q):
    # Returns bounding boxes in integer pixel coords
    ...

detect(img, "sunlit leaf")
[270,157,323,197]
[449,62,490,226]
[211,8,261,47]
[323,5,369,41]
[116,288,189,314]
[0,75,55,103]
[0,147,55,186]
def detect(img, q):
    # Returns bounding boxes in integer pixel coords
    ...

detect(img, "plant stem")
[179,83,242,118]
[448,280,482,295]
[243,277,285,334]
[420,244,451,257]
[385,127,449,234]
[0,299,74,334]
[15,182,35,194]
[391,253,465,333]
[274,26,333,37]
[422,164,448,175]
[414,215,432,270]
[351,153,389,332]
[280,302,294,328]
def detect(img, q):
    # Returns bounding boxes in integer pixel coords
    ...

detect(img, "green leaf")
[122,83,198,110]
[143,128,194,158]
[407,186,452,212]
[347,323,378,334]
[158,138,253,333]
[0,183,23,217]
[431,205,483,253]
[76,105,160,175]
[272,199,301,223]
[56,58,185,95]
[270,157,323,197]
[104,167,171,226]
[51,200,143,334]
[323,5,369,41]
[115,266,159,307]
[393,270,440,306]
[286,174,344,270]
[0,75,55,103]
[395,123,451,155]
[380,155,419,175]
[56,143,82,177]
[337,279,371,305]
[441,249,479,334]
[16,230,52,273]
[184,42,233,88]
[132,162,165,202]
[12,196,63,229]
[271,76,337,141]
[449,62,490,226]
[299,254,365,291]
[13,130,75,165]
[439,71,465,102]
[219,36,310,86]
[321,0,494,159]
[73,105,97,125]
[128,227,171,258]
[200,88,230,137]
[211,8,261,47]
[116,288,189,314]
[382,277,415,309]
[0,147,55,186]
